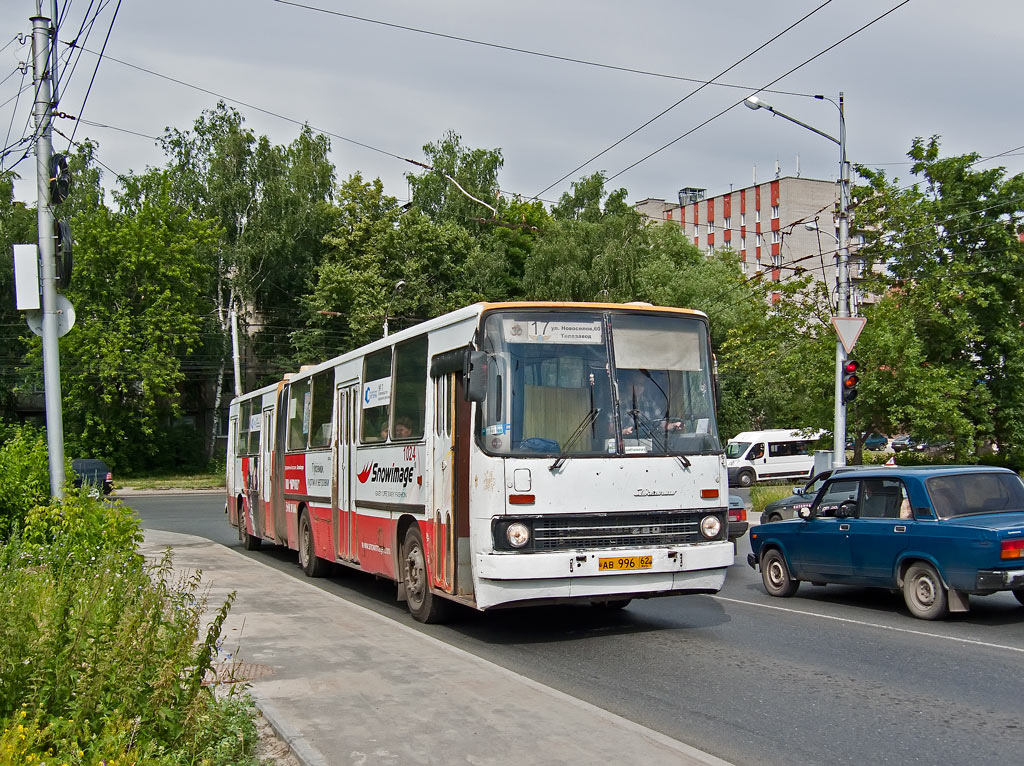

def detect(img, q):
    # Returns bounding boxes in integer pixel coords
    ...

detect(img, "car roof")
[823,465,1013,479]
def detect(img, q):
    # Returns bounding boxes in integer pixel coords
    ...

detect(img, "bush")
[0,426,50,538]
[0,538,259,765]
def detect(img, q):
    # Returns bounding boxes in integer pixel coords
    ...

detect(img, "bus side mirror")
[464,350,488,403]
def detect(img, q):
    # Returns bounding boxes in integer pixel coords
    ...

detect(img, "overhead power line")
[533,0,836,199]
[273,0,819,100]
[605,0,914,186]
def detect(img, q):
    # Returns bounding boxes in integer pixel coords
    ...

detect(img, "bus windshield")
[478,310,720,457]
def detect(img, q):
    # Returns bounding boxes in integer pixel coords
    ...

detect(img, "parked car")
[747,466,1024,619]
[71,458,114,497]
[845,433,888,451]
[891,435,921,452]
[728,494,748,545]
[759,465,873,524]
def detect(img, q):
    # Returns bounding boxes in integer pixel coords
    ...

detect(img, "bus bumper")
[473,541,732,610]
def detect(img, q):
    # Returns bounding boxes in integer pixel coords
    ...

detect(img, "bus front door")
[431,373,455,593]
[260,407,274,538]
[334,383,359,563]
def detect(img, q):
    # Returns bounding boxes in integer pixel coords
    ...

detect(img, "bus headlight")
[506,522,531,548]
[700,515,722,539]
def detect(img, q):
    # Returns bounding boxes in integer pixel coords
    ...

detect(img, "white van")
[726,429,825,487]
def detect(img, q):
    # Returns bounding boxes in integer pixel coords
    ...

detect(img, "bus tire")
[737,469,755,488]
[298,510,329,578]
[238,500,261,550]
[403,525,451,624]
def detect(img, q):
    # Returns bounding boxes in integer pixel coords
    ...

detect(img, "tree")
[853,137,1024,459]
[58,175,218,470]
[0,171,37,417]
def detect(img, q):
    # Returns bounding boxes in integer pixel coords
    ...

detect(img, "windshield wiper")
[549,408,601,472]
[626,410,691,469]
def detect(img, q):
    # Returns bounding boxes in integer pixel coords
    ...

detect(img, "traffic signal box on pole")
[842,359,860,403]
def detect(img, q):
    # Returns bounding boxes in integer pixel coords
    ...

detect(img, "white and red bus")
[227,302,733,622]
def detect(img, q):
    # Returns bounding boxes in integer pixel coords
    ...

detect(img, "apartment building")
[635,176,868,305]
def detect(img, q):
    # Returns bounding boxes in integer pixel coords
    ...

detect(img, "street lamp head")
[744,96,770,111]
[394,279,406,293]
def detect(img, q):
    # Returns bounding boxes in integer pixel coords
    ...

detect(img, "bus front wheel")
[403,526,451,624]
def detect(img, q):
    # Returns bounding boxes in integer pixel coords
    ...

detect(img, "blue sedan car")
[747,466,1024,620]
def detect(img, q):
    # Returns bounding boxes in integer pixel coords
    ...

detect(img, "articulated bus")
[226,302,733,622]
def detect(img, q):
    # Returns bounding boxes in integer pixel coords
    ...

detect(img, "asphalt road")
[128,493,1024,766]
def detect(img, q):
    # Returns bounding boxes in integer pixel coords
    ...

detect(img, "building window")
[771,230,781,245]
[740,236,746,251]
[756,233,763,248]
[740,212,746,227]
[756,209,761,224]
[724,216,731,232]
[707,223,714,237]
[771,205,779,219]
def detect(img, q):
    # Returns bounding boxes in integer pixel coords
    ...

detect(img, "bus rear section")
[227,302,733,621]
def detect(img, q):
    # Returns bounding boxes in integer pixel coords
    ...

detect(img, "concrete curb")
[251,693,330,766]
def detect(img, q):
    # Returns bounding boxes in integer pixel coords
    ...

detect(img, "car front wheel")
[1012,587,1024,607]
[902,562,948,620]
[760,548,799,597]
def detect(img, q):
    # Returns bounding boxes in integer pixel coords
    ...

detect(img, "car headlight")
[506,522,531,548]
[700,515,722,539]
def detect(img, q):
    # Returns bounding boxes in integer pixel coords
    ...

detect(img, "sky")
[2,0,1023,210]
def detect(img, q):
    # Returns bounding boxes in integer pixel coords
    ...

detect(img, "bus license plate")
[598,555,652,571]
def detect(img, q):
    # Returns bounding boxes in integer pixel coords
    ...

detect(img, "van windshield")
[726,442,750,459]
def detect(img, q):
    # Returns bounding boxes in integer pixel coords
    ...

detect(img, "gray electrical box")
[13,244,40,311]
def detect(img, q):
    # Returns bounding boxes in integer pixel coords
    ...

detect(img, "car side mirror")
[797,507,813,520]
[792,486,804,496]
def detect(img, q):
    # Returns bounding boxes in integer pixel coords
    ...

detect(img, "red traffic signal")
[842,359,860,403]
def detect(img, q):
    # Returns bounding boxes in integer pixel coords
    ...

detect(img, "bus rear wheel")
[298,510,330,578]
[403,526,451,624]
[238,501,261,550]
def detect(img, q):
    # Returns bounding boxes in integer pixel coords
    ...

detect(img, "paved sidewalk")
[140,530,735,766]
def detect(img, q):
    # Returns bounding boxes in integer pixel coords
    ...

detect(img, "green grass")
[119,471,226,491]
[750,484,796,515]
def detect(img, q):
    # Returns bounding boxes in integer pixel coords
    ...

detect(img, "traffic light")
[841,359,860,403]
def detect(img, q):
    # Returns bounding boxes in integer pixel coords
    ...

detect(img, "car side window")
[859,478,905,518]
[813,478,859,517]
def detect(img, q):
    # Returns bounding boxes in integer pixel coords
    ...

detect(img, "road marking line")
[712,595,1024,654]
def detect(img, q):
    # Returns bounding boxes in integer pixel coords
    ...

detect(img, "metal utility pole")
[833,93,850,467]
[31,8,66,497]
[744,92,852,467]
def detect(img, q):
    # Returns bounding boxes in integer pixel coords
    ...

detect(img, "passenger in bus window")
[394,416,413,439]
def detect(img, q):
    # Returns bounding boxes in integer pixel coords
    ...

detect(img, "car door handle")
[839,524,850,531]
[894,525,907,533]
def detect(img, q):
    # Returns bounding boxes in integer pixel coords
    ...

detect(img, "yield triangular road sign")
[832,316,866,354]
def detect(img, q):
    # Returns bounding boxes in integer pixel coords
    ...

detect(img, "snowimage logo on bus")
[357,462,416,488]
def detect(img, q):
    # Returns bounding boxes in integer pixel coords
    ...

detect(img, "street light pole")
[744,93,850,466]
[834,93,850,466]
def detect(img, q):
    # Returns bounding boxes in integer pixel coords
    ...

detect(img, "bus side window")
[308,370,333,449]
[361,347,392,442]
[393,336,427,439]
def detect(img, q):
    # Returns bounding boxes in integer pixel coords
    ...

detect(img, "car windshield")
[726,442,750,459]
[477,310,720,457]
[926,472,1024,518]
